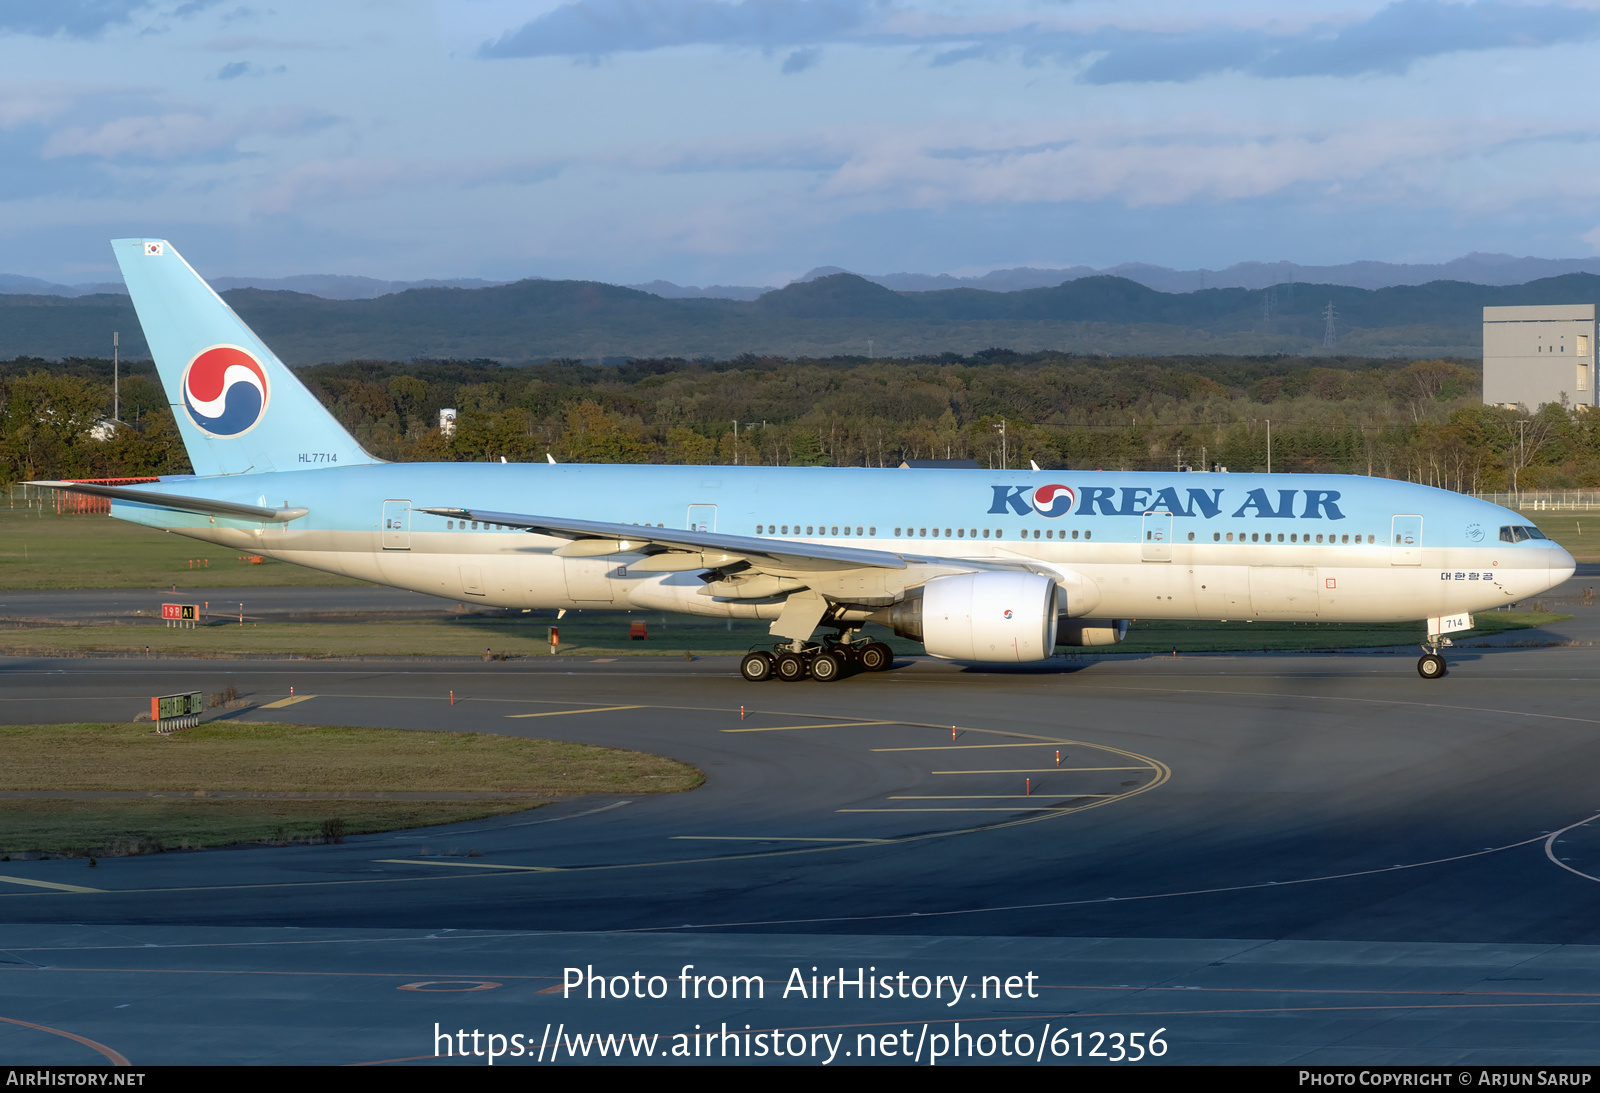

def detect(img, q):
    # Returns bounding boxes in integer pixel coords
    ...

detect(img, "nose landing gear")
[1417,635,1451,679]
[1417,653,1447,679]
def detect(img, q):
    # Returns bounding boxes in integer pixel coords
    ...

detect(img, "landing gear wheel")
[740,651,775,682]
[1417,653,1447,679]
[809,651,843,683]
[858,642,894,672]
[775,652,807,682]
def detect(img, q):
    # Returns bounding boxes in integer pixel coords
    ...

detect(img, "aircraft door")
[1141,510,1173,562]
[382,499,411,550]
[1391,514,1422,565]
[687,504,717,532]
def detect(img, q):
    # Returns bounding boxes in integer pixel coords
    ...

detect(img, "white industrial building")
[1482,304,1598,410]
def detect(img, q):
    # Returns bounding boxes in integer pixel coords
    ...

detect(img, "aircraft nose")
[1550,542,1576,586]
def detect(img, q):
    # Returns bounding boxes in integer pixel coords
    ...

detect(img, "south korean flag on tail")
[144,241,163,256]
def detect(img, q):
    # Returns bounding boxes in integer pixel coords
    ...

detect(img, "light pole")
[994,419,1007,470]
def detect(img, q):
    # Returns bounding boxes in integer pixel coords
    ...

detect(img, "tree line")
[0,350,1591,493]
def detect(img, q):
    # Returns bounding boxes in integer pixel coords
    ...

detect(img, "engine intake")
[873,573,1058,662]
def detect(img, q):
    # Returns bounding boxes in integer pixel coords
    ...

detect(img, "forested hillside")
[7,271,1600,362]
[2,350,1593,493]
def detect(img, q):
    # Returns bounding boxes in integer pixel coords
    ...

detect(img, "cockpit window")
[1499,525,1549,542]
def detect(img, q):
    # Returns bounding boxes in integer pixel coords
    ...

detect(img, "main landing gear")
[739,631,895,683]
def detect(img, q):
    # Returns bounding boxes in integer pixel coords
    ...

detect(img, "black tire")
[775,652,807,682]
[859,642,894,672]
[1417,653,1447,679]
[740,651,774,682]
[810,651,842,683]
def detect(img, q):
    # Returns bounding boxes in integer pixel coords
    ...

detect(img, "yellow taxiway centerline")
[838,807,1070,813]
[872,742,1072,752]
[506,705,644,719]
[931,766,1155,775]
[670,836,892,843]
[888,794,1114,800]
[260,694,316,709]
[0,875,105,894]
[374,859,558,872]
[723,720,897,733]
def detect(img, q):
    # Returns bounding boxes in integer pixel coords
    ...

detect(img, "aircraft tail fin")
[111,238,377,477]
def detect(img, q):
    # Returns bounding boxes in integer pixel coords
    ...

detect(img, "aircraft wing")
[28,480,308,523]
[421,507,908,574]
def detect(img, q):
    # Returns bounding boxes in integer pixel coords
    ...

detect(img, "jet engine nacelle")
[1055,618,1128,646]
[875,572,1058,662]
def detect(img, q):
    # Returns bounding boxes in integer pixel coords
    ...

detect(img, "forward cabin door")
[1141,510,1173,562]
[1391,515,1423,565]
[687,504,717,532]
[382,500,411,550]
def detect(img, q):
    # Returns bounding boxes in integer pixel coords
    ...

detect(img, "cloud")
[0,85,86,129]
[250,154,566,215]
[781,45,821,72]
[0,0,152,38]
[793,111,1600,216]
[41,106,330,161]
[1071,1,1600,84]
[201,33,324,50]
[478,0,878,59]
[472,1,1600,82]
[215,60,286,79]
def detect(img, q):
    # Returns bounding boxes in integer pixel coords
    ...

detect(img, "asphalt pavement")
[3,579,1600,1064]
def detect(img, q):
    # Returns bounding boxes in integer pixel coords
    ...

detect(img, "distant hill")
[0,272,509,300]
[14,251,1600,303]
[6,271,1598,363]
[664,251,1600,299]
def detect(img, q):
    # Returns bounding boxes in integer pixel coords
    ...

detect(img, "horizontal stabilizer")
[29,481,307,523]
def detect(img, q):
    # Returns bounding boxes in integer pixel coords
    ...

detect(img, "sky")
[4,0,1600,286]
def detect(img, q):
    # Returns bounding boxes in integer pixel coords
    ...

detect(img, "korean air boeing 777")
[34,239,1576,683]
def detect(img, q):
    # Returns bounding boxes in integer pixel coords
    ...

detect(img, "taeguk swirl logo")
[1030,483,1075,518]
[182,345,269,437]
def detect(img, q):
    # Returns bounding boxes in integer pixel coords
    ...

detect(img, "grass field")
[0,614,804,658]
[0,610,1567,659]
[0,720,702,856]
[0,505,366,588]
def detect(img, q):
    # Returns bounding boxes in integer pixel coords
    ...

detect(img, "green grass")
[0,506,367,588]
[0,615,814,658]
[0,720,702,855]
[0,611,1565,659]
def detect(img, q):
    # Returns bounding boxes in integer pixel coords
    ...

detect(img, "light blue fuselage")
[111,464,1574,624]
